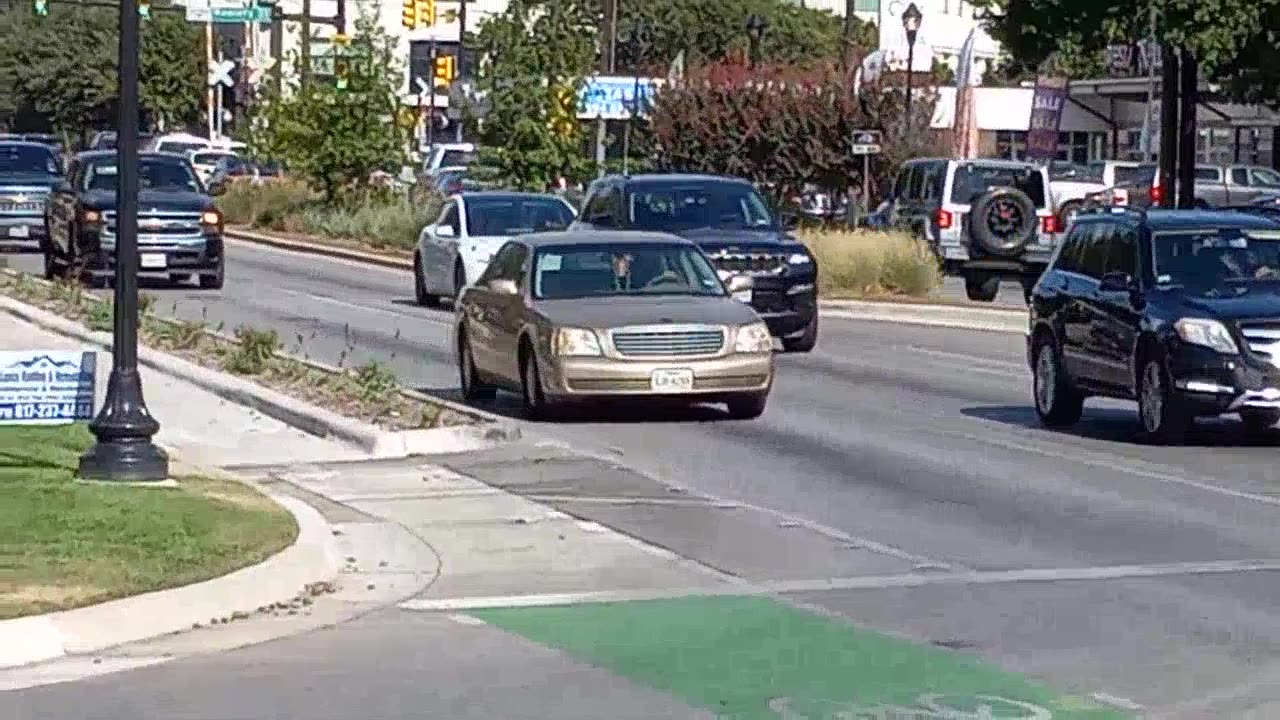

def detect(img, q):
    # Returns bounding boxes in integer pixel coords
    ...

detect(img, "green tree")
[248,11,407,203]
[141,12,206,130]
[972,0,1280,105]
[471,0,597,190]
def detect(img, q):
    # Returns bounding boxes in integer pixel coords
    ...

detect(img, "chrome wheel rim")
[1035,348,1055,413]
[1141,361,1163,433]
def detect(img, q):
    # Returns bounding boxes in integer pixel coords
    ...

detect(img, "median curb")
[0,490,339,669]
[0,293,520,456]
[226,227,1030,335]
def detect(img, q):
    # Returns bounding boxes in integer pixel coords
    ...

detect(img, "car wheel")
[413,252,436,307]
[198,256,224,290]
[457,330,496,402]
[781,315,817,353]
[1032,334,1083,428]
[725,392,768,420]
[1240,409,1280,434]
[520,345,556,420]
[1138,355,1191,445]
[964,274,1000,302]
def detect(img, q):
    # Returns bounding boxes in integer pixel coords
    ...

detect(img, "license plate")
[650,368,694,393]
[944,246,967,260]
[140,253,167,269]
[6,225,29,238]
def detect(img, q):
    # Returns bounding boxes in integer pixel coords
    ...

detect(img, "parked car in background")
[1028,206,1280,444]
[1048,161,1107,228]
[1187,165,1280,207]
[0,140,63,254]
[888,157,1059,303]
[571,174,819,352]
[414,191,577,306]
[188,148,239,186]
[453,231,773,420]
[422,142,475,177]
[432,166,470,195]
[44,150,226,289]
[87,131,154,151]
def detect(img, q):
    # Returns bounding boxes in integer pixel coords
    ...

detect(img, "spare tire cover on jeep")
[969,187,1037,257]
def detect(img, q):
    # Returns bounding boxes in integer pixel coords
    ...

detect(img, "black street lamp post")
[78,0,169,482]
[901,2,923,132]
[746,14,767,70]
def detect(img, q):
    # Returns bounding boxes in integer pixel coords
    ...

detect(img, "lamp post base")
[78,368,169,482]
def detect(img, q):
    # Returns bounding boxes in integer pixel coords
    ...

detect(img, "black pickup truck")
[0,141,63,254]
[570,174,819,352]
[44,150,226,289]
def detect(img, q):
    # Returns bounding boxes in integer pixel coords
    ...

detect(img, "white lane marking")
[1090,692,1145,712]
[226,236,411,276]
[446,613,487,626]
[0,655,173,692]
[805,351,1022,380]
[277,288,451,327]
[904,345,1028,371]
[399,558,1280,611]
[940,427,1280,508]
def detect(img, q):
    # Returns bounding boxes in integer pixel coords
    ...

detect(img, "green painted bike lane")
[472,595,1132,719]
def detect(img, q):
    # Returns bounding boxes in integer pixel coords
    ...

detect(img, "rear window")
[1113,164,1157,185]
[1051,162,1103,182]
[949,163,1047,207]
[441,150,475,167]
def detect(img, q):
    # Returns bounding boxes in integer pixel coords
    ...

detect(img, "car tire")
[725,392,768,420]
[969,188,1037,258]
[520,344,556,421]
[458,330,496,402]
[1138,355,1191,445]
[964,274,1001,302]
[781,315,817,353]
[413,252,436,307]
[1240,409,1280,434]
[1031,334,1083,428]
[198,256,224,290]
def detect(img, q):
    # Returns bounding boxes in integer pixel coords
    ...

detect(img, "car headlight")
[788,252,812,265]
[733,322,773,353]
[1174,318,1239,355]
[552,327,603,356]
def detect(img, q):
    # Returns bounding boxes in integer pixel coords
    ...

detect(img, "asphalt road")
[6,243,1280,716]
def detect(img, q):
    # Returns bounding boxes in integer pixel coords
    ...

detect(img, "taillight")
[1041,215,1060,234]
[1150,183,1163,205]
[934,208,953,229]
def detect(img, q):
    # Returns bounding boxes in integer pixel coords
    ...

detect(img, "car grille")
[752,290,792,314]
[1239,321,1280,368]
[610,328,725,357]
[707,251,787,275]
[0,201,43,214]
[104,211,204,236]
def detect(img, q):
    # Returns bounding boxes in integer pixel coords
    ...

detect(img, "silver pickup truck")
[1193,165,1280,206]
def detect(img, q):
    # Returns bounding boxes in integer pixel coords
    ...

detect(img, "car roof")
[73,150,188,161]
[0,140,56,150]
[513,230,693,248]
[606,173,754,186]
[458,191,565,201]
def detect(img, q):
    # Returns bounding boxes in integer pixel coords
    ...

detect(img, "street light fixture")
[745,14,768,70]
[901,2,923,133]
[78,0,169,482]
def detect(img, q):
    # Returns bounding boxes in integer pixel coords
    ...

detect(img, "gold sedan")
[453,230,775,419]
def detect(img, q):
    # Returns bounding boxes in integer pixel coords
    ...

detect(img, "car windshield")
[1113,164,1157,185]
[157,141,209,155]
[1153,227,1280,294]
[83,156,202,193]
[1252,167,1280,187]
[626,183,775,231]
[466,197,574,236]
[533,243,726,300]
[192,152,235,165]
[950,163,1048,207]
[0,145,58,175]
[1053,162,1103,182]
[441,149,475,167]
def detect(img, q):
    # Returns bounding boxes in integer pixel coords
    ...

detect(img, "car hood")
[0,174,59,192]
[667,227,804,254]
[535,294,760,329]
[84,189,213,212]
[1177,286,1280,320]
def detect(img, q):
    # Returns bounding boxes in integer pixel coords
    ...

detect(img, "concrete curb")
[0,491,339,669]
[0,293,519,456]
[226,227,1029,335]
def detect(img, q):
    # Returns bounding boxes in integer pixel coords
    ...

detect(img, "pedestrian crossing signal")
[32,0,48,16]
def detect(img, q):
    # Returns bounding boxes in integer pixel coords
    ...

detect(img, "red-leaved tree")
[648,57,944,208]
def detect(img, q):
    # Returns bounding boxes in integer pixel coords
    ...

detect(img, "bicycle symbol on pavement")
[767,693,1054,719]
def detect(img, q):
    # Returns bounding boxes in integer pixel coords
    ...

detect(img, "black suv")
[1028,206,1280,443]
[0,141,63,254]
[570,174,818,352]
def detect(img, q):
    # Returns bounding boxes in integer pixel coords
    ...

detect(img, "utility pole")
[205,20,215,138]
[842,0,857,67]
[300,0,311,87]
[1158,45,1178,208]
[1139,5,1157,161]
[270,3,283,94]
[455,0,467,142]
[595,0,617,174]
[1177,48,1198,209]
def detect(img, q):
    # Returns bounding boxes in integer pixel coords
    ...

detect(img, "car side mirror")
[435,225,456,238]
[488,278,519,295]
[1099,271,1134,293]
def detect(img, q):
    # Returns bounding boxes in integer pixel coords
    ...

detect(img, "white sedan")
[414,191,578,306]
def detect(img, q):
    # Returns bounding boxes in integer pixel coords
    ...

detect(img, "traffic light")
[401,0,415,29]
[32,0,48,16]
[138,0,150,19]
[418,0,435,26]
[334,58,350,91]
[433,54,455,87]
[550,85,575,138]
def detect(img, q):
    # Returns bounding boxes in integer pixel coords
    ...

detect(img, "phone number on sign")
[0,402,94,421]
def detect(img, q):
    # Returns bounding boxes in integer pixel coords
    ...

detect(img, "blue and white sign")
[0,351,97,425]
[578,75,664,120]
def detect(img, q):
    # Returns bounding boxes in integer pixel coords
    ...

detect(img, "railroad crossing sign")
[850,129,883,155]
[208,59,236,88]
